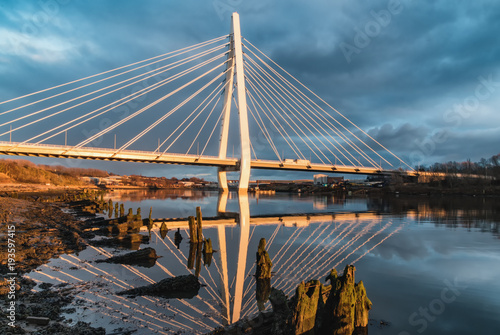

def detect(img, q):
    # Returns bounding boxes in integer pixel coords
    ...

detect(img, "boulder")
[96,247,159,268]
[117,274,201,299]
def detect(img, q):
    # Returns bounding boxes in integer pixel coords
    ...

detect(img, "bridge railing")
[0,141,223,159]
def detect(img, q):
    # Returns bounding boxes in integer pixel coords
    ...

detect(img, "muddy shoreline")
[0,193,107,334]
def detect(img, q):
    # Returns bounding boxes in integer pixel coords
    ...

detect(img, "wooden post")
[127,208,134,221]
[187,242,196,269]
[188,216,198,243]
[195,241,202,277]
[256,238,272,279]
[196,206,203,241]
[160,222,168,239]
[204,238,213,254]
[203,238,213,266]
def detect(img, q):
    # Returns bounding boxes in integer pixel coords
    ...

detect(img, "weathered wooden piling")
[256,277,271,311]
[320,265,372,335]
[195,241,202,277]
[188,216,198,243]
[174,228,183,249]
[204,238,213,254]
[187,242,197,269]
[255,238,272,311]
[196,206,203,241]
[256,238,272,279]
[160,222,169,239]
[127,208,134,221]
[203,238,213,266]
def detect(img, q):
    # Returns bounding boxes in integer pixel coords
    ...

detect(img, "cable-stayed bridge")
[0,12,416,191]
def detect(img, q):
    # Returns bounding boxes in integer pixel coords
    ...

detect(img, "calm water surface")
[28,190,500,334]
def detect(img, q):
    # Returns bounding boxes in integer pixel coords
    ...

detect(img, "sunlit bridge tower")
[218,12,251,193]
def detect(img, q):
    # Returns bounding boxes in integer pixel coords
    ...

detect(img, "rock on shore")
[117,274,201,299]
[95,247,159,267]
[0,197,87,274]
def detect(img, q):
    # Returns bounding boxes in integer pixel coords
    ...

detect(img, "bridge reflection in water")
[25,192,405,334]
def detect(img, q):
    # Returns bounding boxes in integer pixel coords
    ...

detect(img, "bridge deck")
[0,141,238,167]
[0,141,392,175]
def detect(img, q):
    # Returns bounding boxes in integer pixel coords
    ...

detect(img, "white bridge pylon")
[218,12,251,193]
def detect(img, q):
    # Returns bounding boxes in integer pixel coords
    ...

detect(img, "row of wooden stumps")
[187,207,213,277]
[216,237,372,335]
[188,206,204,243]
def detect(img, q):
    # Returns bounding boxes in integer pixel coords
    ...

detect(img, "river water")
[28,190,500,334]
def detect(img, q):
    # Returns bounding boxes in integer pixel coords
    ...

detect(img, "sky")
[0,0,499,181]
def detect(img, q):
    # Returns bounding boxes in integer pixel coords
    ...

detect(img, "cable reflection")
[28,191,402,334]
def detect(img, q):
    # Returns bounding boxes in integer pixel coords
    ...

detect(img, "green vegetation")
[0,159,82,186]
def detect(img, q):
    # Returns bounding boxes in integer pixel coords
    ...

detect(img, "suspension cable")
[148,76,226,155]
[0,38,229,117]
[72,59,228,150]
[0,35,228,106]
[1,45,228,137]
[244,38,413,170]
[245,61,337,165]
[244,48,380,168]
[245,78,304,160]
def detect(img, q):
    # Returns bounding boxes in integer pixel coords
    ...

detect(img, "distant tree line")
[416,153,500,178]
[127,175,206,187]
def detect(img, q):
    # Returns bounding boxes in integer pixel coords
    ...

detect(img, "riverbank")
[0,183,97,194]
[0,195,105,334]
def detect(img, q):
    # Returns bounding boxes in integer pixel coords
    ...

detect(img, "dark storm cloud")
[1,0,499,177]
[365,122,428,151]
[268,1,500,128]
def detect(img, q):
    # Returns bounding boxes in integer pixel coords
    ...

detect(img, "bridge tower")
[218,12,251,193]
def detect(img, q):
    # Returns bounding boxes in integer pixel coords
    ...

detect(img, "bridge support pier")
[218,167,229,192]
[218,12,251,193]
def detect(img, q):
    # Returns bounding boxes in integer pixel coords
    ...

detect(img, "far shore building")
[314,174,344,186]
[314,174,328,185]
